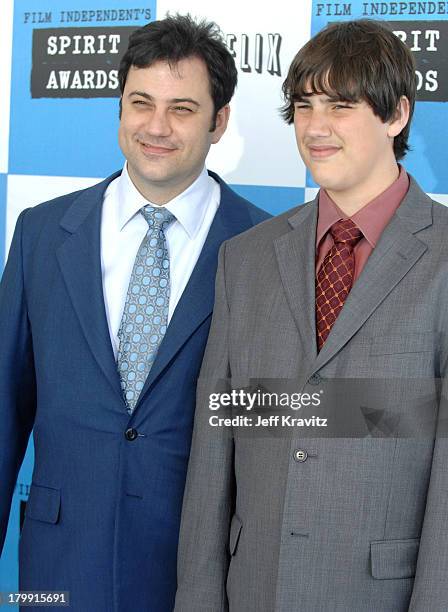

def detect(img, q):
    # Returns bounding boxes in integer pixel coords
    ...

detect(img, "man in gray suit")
[175,20,448,611]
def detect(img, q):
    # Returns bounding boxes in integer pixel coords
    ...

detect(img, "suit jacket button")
[293,449,308,462]
[308,373,322,385]
[125,428,138,441]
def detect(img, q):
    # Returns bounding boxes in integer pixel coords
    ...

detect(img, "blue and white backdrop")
[1,0,447,591]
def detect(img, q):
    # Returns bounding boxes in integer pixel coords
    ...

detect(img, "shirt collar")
[116,163,213,238]
[316,165,410,250]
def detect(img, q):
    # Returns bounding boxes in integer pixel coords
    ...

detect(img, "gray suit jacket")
[175,177,448,612]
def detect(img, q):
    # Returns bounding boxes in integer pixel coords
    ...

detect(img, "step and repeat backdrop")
[1,0,448,592]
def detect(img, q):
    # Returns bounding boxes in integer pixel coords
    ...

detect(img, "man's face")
[119,57,229,203]
[293,90,402,205]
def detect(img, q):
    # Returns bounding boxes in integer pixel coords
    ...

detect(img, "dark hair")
[118,13,237,129]
[281,19,416,160]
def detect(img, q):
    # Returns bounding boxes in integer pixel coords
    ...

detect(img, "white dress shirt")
[101,163,220,358]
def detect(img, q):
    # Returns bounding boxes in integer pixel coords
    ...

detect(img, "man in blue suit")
[0,14,269,611]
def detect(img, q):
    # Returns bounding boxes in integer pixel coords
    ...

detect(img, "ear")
[211,104,231,144]
[387,96,410,138]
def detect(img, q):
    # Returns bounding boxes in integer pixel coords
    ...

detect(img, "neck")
[327,163,400,217]
[127,166,204,206]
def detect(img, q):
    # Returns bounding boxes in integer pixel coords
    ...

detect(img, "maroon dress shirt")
[316,166,410,281]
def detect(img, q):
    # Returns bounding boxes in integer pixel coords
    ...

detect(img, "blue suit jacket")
[0,170,269,611]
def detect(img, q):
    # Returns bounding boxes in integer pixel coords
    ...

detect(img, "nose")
[302,108,331,138]
[145,107,172,138]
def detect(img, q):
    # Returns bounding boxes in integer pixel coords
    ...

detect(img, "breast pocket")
[370,331,436,356]
[369,331,437,379]
[25,484,61,524]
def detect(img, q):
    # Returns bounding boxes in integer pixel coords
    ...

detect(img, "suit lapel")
[312,219,428,373]
[274,201,319,360]
[272,178,433,377]
[135,174,262,406]
[136,214,223,395]
[57,173,124,404]
[311,178,433,374]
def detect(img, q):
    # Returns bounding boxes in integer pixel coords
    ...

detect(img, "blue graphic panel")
[9,0,155,177]
[231,183,306,215]
[406,103,447,193]
[0,439,34,595]
[312,1,448,32]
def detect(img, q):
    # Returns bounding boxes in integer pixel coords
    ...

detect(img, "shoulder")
[403,174,448,227]
[19,172,121,236]
[217,199,314,288]
[226,199,314,251]
[429,197,448,221]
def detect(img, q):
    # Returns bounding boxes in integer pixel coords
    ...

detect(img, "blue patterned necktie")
[117,205,175,413]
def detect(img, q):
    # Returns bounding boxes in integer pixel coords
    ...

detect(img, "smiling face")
[118,56,230,204]
[293,91,409,211]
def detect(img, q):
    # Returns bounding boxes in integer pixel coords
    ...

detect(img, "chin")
[309,165,345,190]
[309,170,333,190]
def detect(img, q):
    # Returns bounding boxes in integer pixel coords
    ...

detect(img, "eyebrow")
[128,91,201,107]
[293,92,356,103]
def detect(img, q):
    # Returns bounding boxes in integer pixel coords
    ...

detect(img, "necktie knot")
[330,218,363,248]
[141,205,175,231]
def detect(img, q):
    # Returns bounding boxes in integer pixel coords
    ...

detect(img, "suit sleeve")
[174,242,234,612]
[408,364,448,610]
[0,209,36,553]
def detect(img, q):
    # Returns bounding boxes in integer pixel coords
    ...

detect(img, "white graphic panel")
[156,0,312,187]
[305,187,319,203]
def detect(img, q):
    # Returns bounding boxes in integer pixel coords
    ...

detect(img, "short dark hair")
[118,13,238,129]
[281,19,416,160]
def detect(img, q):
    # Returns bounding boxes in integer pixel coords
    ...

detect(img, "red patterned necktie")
[316,218,363,350]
